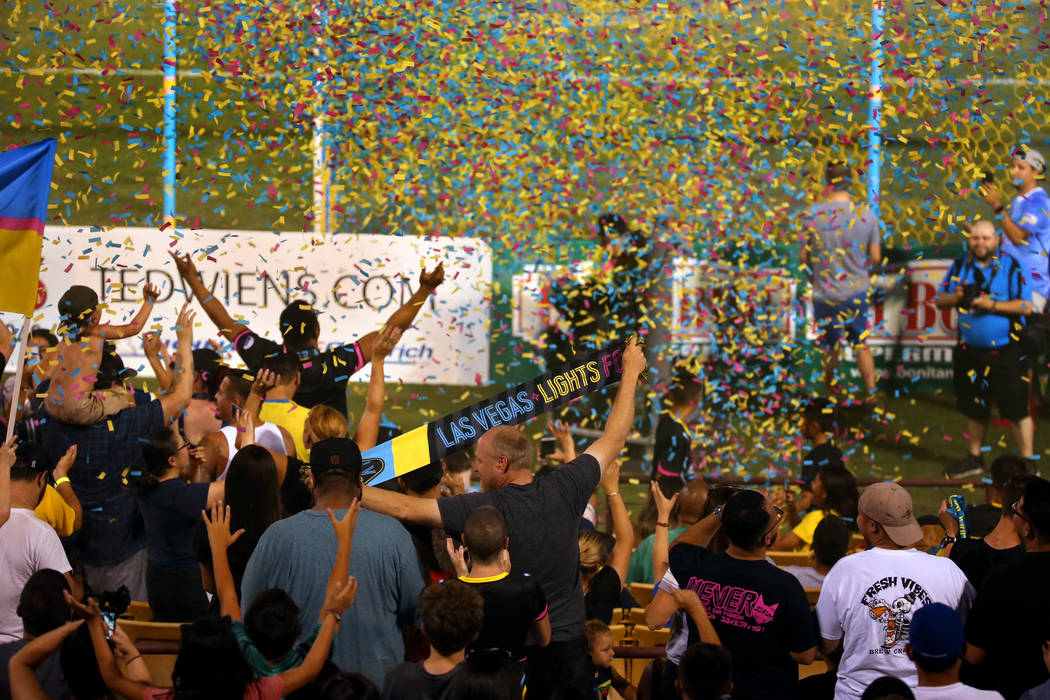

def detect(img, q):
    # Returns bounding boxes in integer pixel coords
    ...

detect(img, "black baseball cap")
[58,286,99,328]
[14,442,53,474]
[310,438,362,480]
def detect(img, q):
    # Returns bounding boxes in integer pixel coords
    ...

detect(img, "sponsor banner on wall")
[20,227,492,384]
[512,257,959,384]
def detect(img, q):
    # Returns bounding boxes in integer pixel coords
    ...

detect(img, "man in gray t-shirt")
[800,161,881,402]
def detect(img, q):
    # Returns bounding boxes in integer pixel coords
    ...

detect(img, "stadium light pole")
[868,0,884,221]
[311,2,330,235]
[163,0,177,228]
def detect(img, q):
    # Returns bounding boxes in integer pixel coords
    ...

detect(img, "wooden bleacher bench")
[116,619,182,688]
[768,550,812,567]
[805,587,821,608]
[122,601,153,622]
[628,582,655,607]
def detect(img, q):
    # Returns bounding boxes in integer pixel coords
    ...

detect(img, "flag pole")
[5,317,31,441]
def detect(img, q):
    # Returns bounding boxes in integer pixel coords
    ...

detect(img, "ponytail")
[130,427,179,497]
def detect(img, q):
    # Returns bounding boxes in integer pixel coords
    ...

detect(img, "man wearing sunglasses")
[649,488,818,700]
[965,477,1050,699]
[816,482,974,700]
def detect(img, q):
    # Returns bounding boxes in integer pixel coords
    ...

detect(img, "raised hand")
[53,445,77,481]
[324,576,359,614]
[0,437,18,472]
[327,500,361,544]
[175,304,196,345]
[671,587,706,616]
[419,262,445,291]
[250,368,279,397]
[169,251,199,281]
[622,336,646,378]
[371,325,403,361]
[142,282,161,304]
[202,502,245,552]
[65,591,102,621]
[599,459,621,495]
[549,419,576,463]
[445,536,469,578]
[652,480,679,522]
[234,408,256,449]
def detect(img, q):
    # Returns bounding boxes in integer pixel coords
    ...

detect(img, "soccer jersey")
[1002,186,1050,302]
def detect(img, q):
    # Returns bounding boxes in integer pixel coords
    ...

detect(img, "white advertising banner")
[19,228,492,384]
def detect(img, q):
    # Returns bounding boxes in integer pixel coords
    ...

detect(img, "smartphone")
[539,436,556,457]
[101,610,117,638]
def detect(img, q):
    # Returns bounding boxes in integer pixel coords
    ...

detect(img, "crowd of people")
[1,146,1050,699]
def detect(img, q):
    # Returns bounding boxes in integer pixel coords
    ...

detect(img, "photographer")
[936,220,1034,478]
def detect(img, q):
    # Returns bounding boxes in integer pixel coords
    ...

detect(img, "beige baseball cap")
[859,482,923,547]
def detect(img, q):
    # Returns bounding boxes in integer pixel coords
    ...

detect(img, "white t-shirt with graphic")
[815,547,976,700]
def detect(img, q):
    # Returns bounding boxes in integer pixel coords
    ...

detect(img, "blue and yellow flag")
[360,343,628,485]
[0,139,57,316]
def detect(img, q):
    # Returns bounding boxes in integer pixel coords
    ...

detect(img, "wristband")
[124,655,142,664]
[994,205,1005,214]
[323,609,342,624]
[655,521,670,528]
[54,477,70,488]
[607,491,620,497]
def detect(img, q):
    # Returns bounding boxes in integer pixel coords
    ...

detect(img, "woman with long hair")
[771,465,858,551]
[130,427,224,622]
[199,444,282,602]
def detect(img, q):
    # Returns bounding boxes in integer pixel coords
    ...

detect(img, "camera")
[958,282,982,310]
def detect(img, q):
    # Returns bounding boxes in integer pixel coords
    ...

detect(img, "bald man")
[362,338,647,698]
[627,479,709,585]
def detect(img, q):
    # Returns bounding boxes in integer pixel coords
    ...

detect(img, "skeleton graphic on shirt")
[861,576,932,649]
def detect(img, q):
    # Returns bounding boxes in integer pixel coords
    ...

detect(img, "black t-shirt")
[668,544,817,700]
[461,571,547,661]
[949,538,1025,589]
[584,566,622,625]
[652,412,692,480]
[234,330,365,417]
[0,640,69,700]
[438,454,600,643]
[381,661,458,700]
[965,504,1003,539]
[967,551,1050,699]
[138,479,209,568]
[800,442,844,488]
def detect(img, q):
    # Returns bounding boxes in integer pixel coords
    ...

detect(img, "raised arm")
[10,620,85,700]
[170,252,249,342]
[160,304,195,424]
[68,594,149,700]
[584,337,646,473]
[322,501,361,617]
[601,461,634,586]
[96,283,159,340]
[673,512,721,550]
[357,263,443,364]
[651,481,679,583]
[354,325,401,451]
[670,588,721,645]
[142,331,174,393]
[52,445,82,532]
[279,575,357,695]
[982,184,1029,246]
[361,485,442,528]
[203,502,245,621]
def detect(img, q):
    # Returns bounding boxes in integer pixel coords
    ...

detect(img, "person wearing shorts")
[936,220,1034,478]
[801,161,881,402]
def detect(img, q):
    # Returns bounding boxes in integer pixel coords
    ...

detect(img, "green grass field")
[5,0,1050,520]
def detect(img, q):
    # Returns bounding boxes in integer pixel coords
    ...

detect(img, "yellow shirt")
[34,484,76,537]
[260,399,309,461]
[792,509,837,548]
